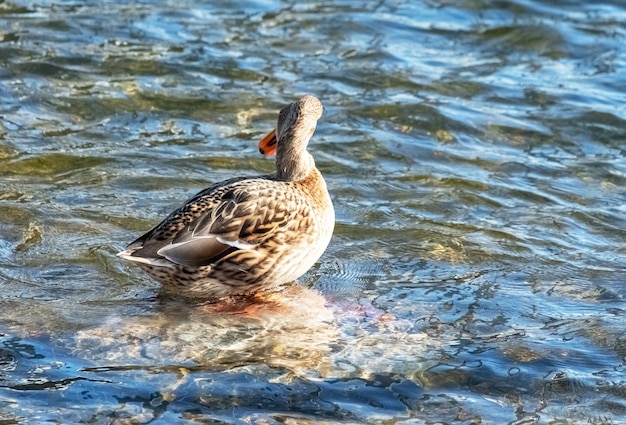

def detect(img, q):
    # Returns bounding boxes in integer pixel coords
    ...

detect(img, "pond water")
[1,0,625,423]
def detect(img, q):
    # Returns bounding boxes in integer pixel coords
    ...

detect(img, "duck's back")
[118,169,334,297]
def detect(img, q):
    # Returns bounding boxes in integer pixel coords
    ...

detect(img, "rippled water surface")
[1,0,626,423]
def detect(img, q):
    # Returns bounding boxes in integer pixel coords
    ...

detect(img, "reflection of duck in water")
[118,96,334,299]
[74,284,338,374]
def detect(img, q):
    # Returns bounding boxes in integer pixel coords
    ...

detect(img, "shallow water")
[1,0,626,423]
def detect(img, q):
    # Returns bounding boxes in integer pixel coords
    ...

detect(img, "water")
[1,0,625,423]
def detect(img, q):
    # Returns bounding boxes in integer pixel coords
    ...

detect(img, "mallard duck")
[117,95,334,298]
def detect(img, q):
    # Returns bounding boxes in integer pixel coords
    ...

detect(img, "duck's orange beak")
[258,129,277,156]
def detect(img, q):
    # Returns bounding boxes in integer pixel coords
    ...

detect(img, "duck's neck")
[276,147,315,182]
[275,132,315,182]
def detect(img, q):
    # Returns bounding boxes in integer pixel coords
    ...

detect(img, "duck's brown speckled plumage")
[117,95,334,298]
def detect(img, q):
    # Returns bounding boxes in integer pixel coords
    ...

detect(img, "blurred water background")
[1,0,625,423]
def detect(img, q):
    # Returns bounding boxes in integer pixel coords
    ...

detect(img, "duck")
[117,95,334,299]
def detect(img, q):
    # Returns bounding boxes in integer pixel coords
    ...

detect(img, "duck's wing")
[118,177,298,268]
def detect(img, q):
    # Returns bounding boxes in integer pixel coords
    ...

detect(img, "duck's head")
[258,95,323,157]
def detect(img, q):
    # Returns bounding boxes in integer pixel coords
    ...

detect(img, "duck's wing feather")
[121,176,300,267]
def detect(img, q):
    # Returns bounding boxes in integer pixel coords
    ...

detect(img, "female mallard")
[117,95,334,298]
